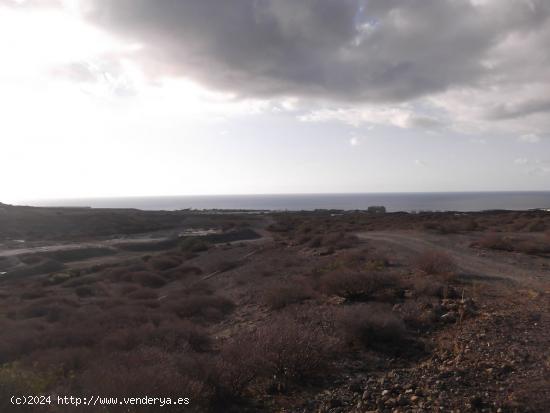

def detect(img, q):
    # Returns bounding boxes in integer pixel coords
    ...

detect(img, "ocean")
[25,192,550,213]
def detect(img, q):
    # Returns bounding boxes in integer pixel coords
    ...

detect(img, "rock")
[362,390,370,401]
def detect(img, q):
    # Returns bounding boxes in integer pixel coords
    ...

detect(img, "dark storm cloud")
[76,0,549,104]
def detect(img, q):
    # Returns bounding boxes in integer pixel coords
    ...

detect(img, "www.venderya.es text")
[10,395,190,407]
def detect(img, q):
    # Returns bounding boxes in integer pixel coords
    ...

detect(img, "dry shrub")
[475,234,513,251]
[337,304,407,351]
[182,281,215,296]
[17,297,78,322]
[263,280,312,310]
[253,315,333,389]
[526,220,547,232]
[63,274,100,288]
[399,300,437,331]
[308,236,323,248]
[164,266,203,281]
[122,271,167,288]
[422,221,440,231]
[0,364,56,412]
[366,253,390,271]
[149,256,181,271]
[80,348,207,411]
[414,250,456,276]
[412,277,458,299]
[337,249,368,270]
[515,239,550,255]
[218,260,241,273]
[0,319,46,363]
[127,288,158,300]
[204,334,262,404]
[8,259,65,278]
[167,295,234,322]
[180,237,210,253]
[20,289,48,300]
[147,320,212,353]
[320,271,393,300]
[29,346,93,376]
[19,255,44,265]
[75,285,101,298]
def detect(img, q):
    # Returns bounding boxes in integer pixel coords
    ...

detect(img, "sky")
[1,0,550,203]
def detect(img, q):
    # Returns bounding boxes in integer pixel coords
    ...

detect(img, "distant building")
[367,206,386,214]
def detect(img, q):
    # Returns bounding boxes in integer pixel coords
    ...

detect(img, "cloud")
[513,158,550,175]
[414,159,428,167]
[349,136,360,146]
[8,0,550,135]
[74,0,550,107]
[299,104,445,129]
[513,158,529,165]
[518,133,541,143]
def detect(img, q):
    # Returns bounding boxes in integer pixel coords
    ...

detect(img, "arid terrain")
[1,203,550,412]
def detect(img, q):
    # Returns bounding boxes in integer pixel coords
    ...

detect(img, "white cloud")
[299,104,444,130]
[513,158,550,175]
[414,159,428,167]
[518,133,541,143]
[349,136,360,146]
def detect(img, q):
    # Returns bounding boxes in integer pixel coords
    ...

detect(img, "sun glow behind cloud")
[0,4,276,202]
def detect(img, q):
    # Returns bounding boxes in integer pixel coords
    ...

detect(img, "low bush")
[148,321,212,353]
[218,260,241,273]
[63,274,99,288]
[20,289,48,300]
[413,277,450,298]
[515,240,550,255]
[475,234,514,251]
[17,298,78,322]
[399,300,438,331]
[0,319,46,363]
[414,250,456,276]
[263,281,312,310]
[205,334,262,404]
[149,256,181,271]
[75,285,96,298]
[320,271,394,301]
[337,304,407,351]
[253,315,333,389]
[122,271,167,288]
[164,266,203,281]
[79,348,207,411]
[127,288,158,300]
[167,295,235,322]
[180,237,210,253]
[526,220,547,232]
[7,259,65,279]
[0,363,55,412]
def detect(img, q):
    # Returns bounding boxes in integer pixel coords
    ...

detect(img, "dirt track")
[357,231,550,289]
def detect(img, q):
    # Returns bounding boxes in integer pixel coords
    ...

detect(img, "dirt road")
[357,231,550,288]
